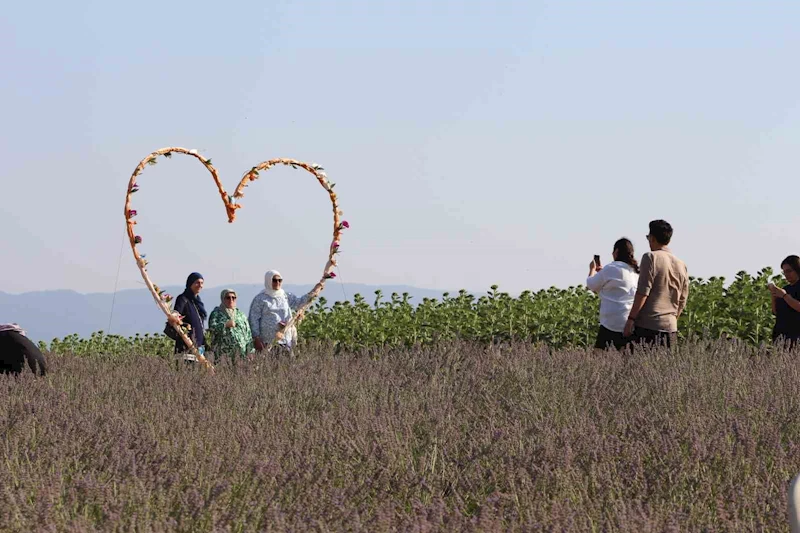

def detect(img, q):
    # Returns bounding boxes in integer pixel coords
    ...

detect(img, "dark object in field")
[0,330,47,376]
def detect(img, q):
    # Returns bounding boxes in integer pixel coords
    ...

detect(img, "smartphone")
[594,254,601,267]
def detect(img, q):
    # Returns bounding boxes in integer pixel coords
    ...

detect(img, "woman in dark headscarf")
[172,272,207,356]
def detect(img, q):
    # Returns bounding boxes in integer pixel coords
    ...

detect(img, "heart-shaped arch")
[123,147,345,369]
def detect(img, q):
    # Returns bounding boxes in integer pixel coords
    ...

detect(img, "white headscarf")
[264,270,286,298]
[0,323,26,336]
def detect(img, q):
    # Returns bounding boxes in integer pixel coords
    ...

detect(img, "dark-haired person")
[0,324,47,376]
[623,220,689,348]
[768,255,800,347]
[173,272,207,360]
[586,238,640,350]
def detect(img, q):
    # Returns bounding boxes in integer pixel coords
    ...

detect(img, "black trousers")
[594,325,629,351]
[0,331,47,376]
[772,333,800,349]
[633,326,676,349]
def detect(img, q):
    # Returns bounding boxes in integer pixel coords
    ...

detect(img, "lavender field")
[2,341,800,531]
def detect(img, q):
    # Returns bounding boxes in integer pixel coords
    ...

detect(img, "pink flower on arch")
[134,235,142,244]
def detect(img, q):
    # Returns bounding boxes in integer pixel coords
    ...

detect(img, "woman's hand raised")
[769,283,787,299]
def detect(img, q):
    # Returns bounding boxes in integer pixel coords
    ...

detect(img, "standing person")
[0,324,47,376]
[768,255,800,347]
[172,272,207,359]
[586,238,640,350]
[249,270,313,352]
[208,289,253,362]
[623,220,689,348]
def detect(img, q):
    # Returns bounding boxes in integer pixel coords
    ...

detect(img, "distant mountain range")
[0,283,452,343]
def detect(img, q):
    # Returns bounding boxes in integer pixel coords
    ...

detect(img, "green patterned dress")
[208,306,253,360]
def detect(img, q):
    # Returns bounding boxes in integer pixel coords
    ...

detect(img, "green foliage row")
[300,268,782,350]
[42,268,784,355]
[42,331,174,358]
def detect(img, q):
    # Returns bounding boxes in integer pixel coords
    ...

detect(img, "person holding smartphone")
[769,255,800,347]
[586,238,640,350]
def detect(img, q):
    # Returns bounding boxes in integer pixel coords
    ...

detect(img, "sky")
[1,1,799,296]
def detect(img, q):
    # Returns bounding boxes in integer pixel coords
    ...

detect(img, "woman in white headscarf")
[248,270,313,352]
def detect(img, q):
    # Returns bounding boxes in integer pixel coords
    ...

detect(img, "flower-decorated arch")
[124,147,346,369]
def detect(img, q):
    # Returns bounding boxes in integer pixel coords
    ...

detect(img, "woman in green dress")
[208,289,253,362]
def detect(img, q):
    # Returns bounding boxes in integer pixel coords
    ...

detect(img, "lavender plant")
[2,340,799,531]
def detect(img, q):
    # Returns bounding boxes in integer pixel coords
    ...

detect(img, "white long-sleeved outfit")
[248,290,311,347]
[586,261,639,333]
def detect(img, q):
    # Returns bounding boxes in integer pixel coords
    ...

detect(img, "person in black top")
[769,255,800,347]
[172,272,207,357]
[0,326,47,376]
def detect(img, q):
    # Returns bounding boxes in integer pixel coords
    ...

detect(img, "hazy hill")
[0,283,451,343]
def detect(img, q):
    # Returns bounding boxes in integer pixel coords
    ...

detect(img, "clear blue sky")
[1,1,799,295]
